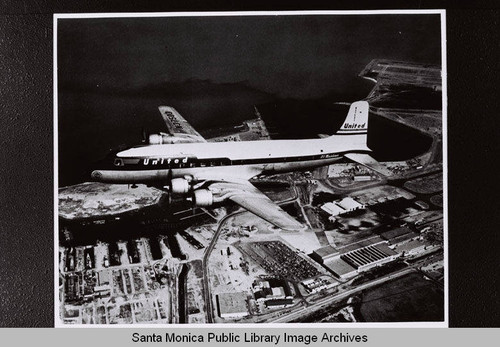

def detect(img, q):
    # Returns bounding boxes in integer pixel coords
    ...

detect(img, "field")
[357,272,444,322]
[185,259,206,323]
[399,114,442,136]
[430,194,443,208]
[209,243,265,301]
[403,173,443,195]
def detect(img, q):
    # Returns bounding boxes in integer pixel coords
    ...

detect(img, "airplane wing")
[158,106,207,142]
[344,153,393,177]
[206,181,305,231]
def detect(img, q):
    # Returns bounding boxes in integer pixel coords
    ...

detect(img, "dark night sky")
[58,14,442,99]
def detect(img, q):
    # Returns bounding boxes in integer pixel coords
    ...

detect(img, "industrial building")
[380,227,418,244]
[324,258,358,279]
[312,236,398,279]
[320,197,365,221]
[353,175,372,182]
[94,270,111,297]
[380,227,435,257]
[337,197,364,211]
[252,279,293,302]
[265,298,293,308]
[321,203,346,217]
[301,277,337,294]
[311,245,340,263]
[216,292,249,319]
[340,242,398,271]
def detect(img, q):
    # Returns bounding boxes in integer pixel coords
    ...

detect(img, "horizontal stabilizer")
[344,153,393,177]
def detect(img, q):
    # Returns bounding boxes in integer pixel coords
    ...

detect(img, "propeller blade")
[141,127,149,143]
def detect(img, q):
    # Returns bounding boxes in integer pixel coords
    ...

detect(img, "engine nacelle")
[149,133,177,145]
[192,189,214,207]
[149,133,199,145]
[148,133,163,145]
[170,178,190,194]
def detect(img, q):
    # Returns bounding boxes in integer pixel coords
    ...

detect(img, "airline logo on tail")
[342,122,366,129]
[336,101,369,135]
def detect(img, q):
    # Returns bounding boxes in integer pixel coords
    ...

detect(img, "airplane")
[91,101,391,231]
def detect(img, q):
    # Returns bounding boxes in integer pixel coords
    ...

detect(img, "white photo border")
[53,9,448,328]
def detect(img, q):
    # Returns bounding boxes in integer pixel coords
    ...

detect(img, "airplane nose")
[91,170,103,181]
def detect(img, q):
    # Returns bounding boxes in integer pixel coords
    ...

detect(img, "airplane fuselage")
[91,135,369,184]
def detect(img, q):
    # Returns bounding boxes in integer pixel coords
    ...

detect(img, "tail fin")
[335,100,369,135]
[330,101,391,176]
[328,100,370,150]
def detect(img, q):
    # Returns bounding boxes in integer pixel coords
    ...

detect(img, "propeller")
[165,169,173,205]
[141,126,150,144]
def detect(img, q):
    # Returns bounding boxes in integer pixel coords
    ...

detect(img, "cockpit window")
[114,158,124,166]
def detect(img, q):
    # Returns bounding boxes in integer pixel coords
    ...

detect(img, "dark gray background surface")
[0,1,498,327]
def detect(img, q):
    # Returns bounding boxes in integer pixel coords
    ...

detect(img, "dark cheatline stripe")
[335,132,367,136]
[337,129,367,133]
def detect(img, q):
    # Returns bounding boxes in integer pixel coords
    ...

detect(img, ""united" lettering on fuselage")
[143,157,189,166]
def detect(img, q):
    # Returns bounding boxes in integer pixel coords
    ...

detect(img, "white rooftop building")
[216,292,249,319]
[321,203,346,217]
[337,197,364,211]
[271,287,286,298]
[321,197,365,221]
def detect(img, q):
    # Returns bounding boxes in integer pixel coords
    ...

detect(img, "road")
[202,210,247,323]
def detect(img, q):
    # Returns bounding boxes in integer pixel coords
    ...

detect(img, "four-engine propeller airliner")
[91,101,390,230]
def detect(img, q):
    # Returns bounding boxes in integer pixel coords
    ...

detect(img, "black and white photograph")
[55,11,446,326]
